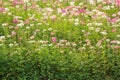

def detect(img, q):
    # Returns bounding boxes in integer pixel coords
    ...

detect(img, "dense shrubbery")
[0,48,120,79]
[0,0,120,79]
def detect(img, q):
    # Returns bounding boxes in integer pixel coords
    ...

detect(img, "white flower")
[66,42,70,46]
[87,23,92,26]
[5,8,9,12]
[17,23,24,27]
[48,28,52,31]
[0,36,5,40]
[106,39,110,42]
[111,6,115,8]
[117,35,120,37]
[103,6,110,10]
[89,27,94,30]
[57,8,62,13]
[100,31,107,35]
[9,43,14,47]
[8,12,12,15]
[97,0,102,3]
[70,2,75,6]
[82,30,85,32]
[74,22,79,26]
[117,41,120,44]
[7,35,11,38]
[59,0,63,2]
[26,26,30,29]
[81,47,86,50]
[72,42,77,46]
[95,28,100,32]
[79,3,83,6]
[28,40,35,43]
[43,29,46,32]
[75,18,79,22]
[89,0,95,5]
[24,0,29,3]
[2,23,8,26]
[16,5,19,8]
[48,44,53,46]
[0,44,3,46]
[118,11,120,16]
[14,51,18,53]
[94,23,103,26]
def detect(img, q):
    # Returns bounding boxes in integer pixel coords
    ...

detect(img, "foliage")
[0,0,120,79]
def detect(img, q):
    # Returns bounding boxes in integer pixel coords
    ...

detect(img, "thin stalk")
[25,2,28,19]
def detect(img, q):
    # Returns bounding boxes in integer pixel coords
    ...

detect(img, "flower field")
[0,0,120,79]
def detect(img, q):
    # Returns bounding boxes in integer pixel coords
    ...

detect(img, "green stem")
[25,2,28,19]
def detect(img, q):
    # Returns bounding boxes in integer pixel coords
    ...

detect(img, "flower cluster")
[0,0,120,54]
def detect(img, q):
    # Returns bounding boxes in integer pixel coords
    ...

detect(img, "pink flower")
[14,26,19,30]
[50,32,55,36]
[78,9,85,13]
[81,21,85,25]
[13,0,19,6]
[50,15,56,20]
[108,17,119,23]
[116,0,120,6]
[114,46,120,49]
[112,14,117,17]
[111,18,118,23]
[85,39,90,42]
[73,13,79,16]
[13,0,23,6]
[61,9,66,13]
[112,29,116,32]
[84,32,90,36]
[104,0,111,4]
[24,19,30,24]
[11,31,16,36]
[52,37,57,42]
[0,8,5,11]
[30,35,35,39]
[85,39,91,45]
[35,29,40,33]
[13,19,19,23]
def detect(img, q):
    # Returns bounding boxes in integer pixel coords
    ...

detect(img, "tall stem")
[25,2,28,18]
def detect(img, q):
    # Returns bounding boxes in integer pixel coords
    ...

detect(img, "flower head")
[52,37,57,42]
[13,19,19,23]
[24,0,29,3]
